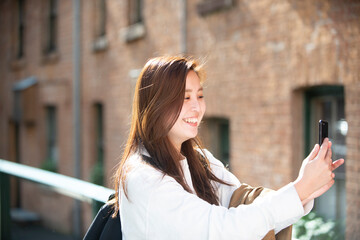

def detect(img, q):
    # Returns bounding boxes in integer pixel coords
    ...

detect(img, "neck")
[171,141,185,160]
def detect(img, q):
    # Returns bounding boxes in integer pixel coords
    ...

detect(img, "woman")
[113,56,344,239]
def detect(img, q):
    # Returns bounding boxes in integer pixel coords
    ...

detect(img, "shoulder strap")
[83,195,122,240]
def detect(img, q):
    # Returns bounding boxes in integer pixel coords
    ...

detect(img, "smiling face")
[168,70,206,151]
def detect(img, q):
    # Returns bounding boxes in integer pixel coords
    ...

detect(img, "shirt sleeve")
[123,151,311,239]
[274,198,314,234]
[146,174,305,240]
[201,149,313,235]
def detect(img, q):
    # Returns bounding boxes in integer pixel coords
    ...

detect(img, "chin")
[186,133,198,140]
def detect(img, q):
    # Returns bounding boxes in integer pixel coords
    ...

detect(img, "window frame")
[303,85,346,232]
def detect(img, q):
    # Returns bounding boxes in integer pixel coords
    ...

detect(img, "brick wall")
[0,0,359,238]
[345,83,360,238]
[188,1,359,238]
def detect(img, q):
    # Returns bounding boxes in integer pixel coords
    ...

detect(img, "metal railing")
[0,159,115,240]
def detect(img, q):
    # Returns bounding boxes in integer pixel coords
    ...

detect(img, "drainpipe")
[73,0,82,239]
[180,0,187,54]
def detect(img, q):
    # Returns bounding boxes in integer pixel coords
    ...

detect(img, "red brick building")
[0,0,359,238]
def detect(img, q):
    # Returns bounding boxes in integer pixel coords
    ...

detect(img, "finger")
[332,159,345,171]
[325,141,333,160]
[324,179,335,191]
[326,148,333,167]
[308,144,320,161]
[311,179,335,199]
[317,138,329,160]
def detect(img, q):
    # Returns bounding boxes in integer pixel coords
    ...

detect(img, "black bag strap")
[83,194,122,240]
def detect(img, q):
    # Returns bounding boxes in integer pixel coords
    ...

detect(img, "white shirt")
[119,149,313,240]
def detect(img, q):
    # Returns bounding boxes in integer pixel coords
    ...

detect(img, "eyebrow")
[185,87,203,92]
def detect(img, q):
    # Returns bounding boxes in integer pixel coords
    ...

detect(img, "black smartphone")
[319,120,328,145]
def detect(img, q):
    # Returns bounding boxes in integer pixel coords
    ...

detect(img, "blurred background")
[0,0,359,239]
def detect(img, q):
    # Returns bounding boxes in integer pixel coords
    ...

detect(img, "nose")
[190,98,201,112]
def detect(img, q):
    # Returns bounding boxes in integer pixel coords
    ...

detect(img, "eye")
[184,96,190,100]
[198,95,204,99]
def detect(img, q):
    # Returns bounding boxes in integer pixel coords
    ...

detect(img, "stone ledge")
[121,22,146,43]
[93,35,109,52]
[197,0,234,16]
[41,52,60,65]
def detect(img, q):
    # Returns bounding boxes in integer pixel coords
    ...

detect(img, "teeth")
[184,118,198,124]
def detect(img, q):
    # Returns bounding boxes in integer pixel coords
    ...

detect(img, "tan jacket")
[229,184,292,240]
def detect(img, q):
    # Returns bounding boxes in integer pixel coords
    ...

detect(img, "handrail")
[0,159,115,239]
[0,159,114,203]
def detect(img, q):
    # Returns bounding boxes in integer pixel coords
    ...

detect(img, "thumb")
[308,144,320,161]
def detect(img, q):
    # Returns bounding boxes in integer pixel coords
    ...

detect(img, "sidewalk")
[11,223,75,240]
[10,208,75,240]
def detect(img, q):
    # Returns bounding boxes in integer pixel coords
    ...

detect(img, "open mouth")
[183,117,198,127]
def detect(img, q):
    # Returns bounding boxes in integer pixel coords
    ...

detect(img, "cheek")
[201,101,206,115]
[177,106,187,120]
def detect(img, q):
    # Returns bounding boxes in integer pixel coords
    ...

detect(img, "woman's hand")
[294,138,344,204]
[301,157,344,205]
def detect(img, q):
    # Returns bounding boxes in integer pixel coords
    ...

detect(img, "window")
[44,0,58,54]
[11,0,26,69]
[122,0,145,43]
[16,0,25,59]
[91,103,105,214]
[95,103,104,170]
[199,117,230,167]
[129,0,142,25]
[305,86,346,235]
[90,103,104,185]
[96,0,106,38]
[93,0,108,52]
[44,106,58,172]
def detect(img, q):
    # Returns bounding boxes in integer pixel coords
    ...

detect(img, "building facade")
[0,0,359,238]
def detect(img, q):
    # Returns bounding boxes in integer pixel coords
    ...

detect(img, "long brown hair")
[113,56,230,216]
